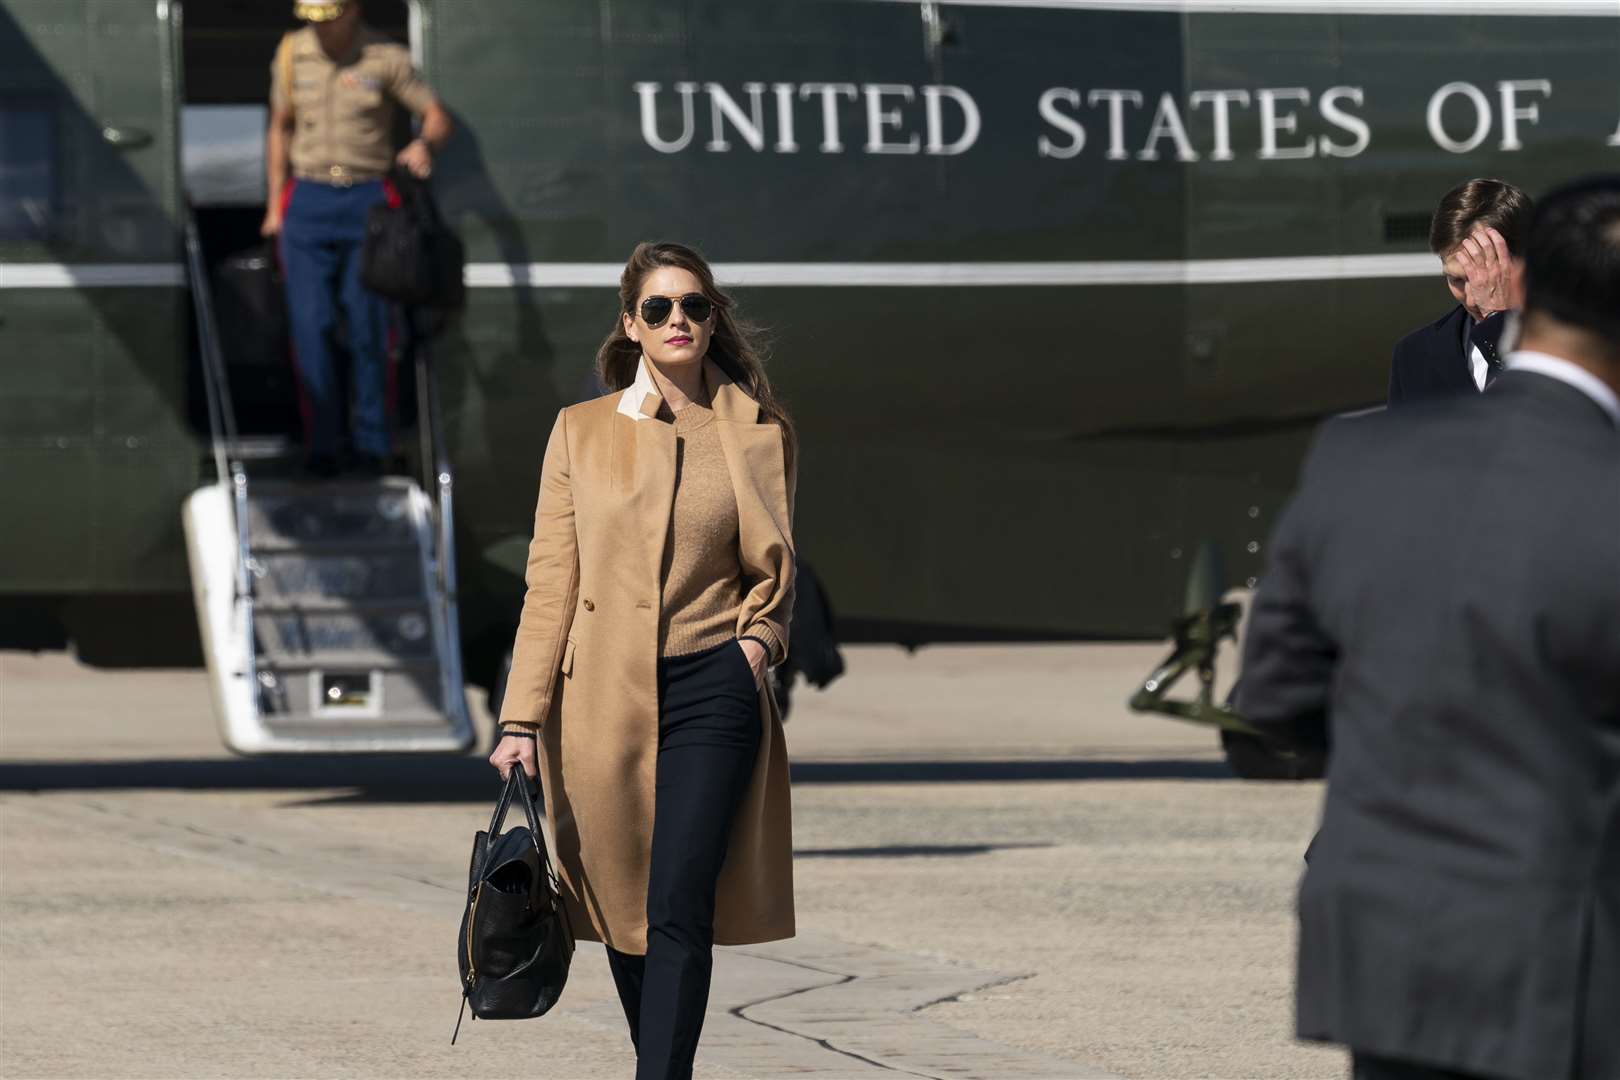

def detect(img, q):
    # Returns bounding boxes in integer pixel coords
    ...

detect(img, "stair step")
[248,537,424,555]
[253,596,432,614]
[257,648,441,671]
[261,711,457,732]
[245,481,420,550]
[223,436,299,461]
[249,549,427,601]
[249,477,418,497]
[255,608,437,658]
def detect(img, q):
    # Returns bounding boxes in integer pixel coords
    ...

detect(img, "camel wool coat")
[497,356,796,953]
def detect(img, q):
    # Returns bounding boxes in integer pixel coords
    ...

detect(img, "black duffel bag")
[212,241,288,364]
[361,168,465,310]
[452,768,574,1043]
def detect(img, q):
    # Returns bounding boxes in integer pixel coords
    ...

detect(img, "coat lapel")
[632,416,677,588]
[708,359,793,544]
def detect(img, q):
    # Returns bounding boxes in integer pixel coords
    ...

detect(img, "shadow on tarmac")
[0,756,1233,802]
[793,842,1056,858]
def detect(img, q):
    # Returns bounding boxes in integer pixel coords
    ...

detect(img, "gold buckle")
[328,165,354,188]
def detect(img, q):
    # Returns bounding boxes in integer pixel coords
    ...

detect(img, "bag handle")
[483,768,544,859]
[511,768,544,838]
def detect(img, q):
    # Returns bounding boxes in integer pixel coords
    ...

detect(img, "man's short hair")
[1522,174,1620,344]
[1429,178,1534,257]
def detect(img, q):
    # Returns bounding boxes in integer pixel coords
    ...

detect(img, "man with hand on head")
[261,0,453,478]
[1240,175,1620,1080]
[1389,178,1531,406]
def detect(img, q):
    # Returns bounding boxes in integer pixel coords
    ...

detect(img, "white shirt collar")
[614,354,662,422]
[1505,350,1620,426]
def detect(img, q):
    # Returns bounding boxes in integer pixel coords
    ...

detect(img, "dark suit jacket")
[1238,371,1620,1080]
[1388,306,1507,406]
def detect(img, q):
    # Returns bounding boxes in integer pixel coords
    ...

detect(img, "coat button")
[583,598,595,612]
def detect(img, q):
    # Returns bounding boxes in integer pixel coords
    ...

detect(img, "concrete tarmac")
[0,644,1344,1079]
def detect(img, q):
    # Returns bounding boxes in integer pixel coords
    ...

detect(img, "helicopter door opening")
[178,0,415,448]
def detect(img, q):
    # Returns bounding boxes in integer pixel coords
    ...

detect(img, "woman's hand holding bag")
[488,729,539,781]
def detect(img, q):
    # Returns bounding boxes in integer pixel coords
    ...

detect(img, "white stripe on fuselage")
[0,264,188,288]
[3,254,1443,290]
[867,0,1618,16]
[463,253,1439,287]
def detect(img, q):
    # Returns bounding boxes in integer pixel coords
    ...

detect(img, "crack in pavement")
[729,954,947,1079]
[736,936,1118,1078]
[914,968,1040,1012]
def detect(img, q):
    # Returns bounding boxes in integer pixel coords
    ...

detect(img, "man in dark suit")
[1239,175,1620,1080]
[1388,179,1532,406]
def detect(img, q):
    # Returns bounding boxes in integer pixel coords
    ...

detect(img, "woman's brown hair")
[596,242,797,474]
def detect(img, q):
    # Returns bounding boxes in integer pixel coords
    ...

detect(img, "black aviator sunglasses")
[636,293,715,328]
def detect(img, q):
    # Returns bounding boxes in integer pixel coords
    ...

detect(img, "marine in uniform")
[261,0,453,476]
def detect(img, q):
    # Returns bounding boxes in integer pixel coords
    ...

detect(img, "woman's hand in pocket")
[738,638,767,686]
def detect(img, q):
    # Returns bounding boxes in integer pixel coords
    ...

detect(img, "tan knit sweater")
[657,392,747,658]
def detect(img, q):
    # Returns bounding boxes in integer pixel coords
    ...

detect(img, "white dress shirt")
[1505,350,1620,427]
[1468,338,1490,392]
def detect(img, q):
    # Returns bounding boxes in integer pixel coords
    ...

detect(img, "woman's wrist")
[741,623,783,666]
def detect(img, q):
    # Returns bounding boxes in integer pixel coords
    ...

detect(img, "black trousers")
[1352,1052,1492,1080]
[606,638,761,1080]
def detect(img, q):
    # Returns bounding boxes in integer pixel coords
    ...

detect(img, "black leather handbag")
[452,768,574,1043]
[361,168,466,311]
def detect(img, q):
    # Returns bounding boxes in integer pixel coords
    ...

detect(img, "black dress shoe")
[303,453,341,479]
[352,453,388,478]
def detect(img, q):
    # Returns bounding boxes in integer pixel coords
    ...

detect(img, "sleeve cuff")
[499,721,541,736]
[743,622,786,667]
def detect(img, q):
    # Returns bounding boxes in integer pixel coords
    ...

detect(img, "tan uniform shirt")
[270,25,436,183]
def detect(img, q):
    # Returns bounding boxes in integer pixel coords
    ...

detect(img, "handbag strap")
[483,769,544,860]
[515,773,573,935]
[482,769,518,845]
[510,769,544,837]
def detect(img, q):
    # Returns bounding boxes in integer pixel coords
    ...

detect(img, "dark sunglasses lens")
[639,297,674,326]
[680,295,714,323]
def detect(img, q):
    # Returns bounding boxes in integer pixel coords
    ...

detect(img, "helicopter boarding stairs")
[179,213,473,754]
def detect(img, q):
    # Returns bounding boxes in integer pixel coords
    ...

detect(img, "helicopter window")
[0,102,55,242]
[183,105,269,208]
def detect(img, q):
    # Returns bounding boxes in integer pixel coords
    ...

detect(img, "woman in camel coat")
[489,241,796,1079]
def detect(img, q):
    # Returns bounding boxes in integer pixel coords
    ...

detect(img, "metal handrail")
[410,308,467,730]
[183,209,258,686]
[409,311,454,596]
[183,211,239,489]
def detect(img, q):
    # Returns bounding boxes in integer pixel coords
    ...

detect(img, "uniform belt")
[294,165,384,188]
